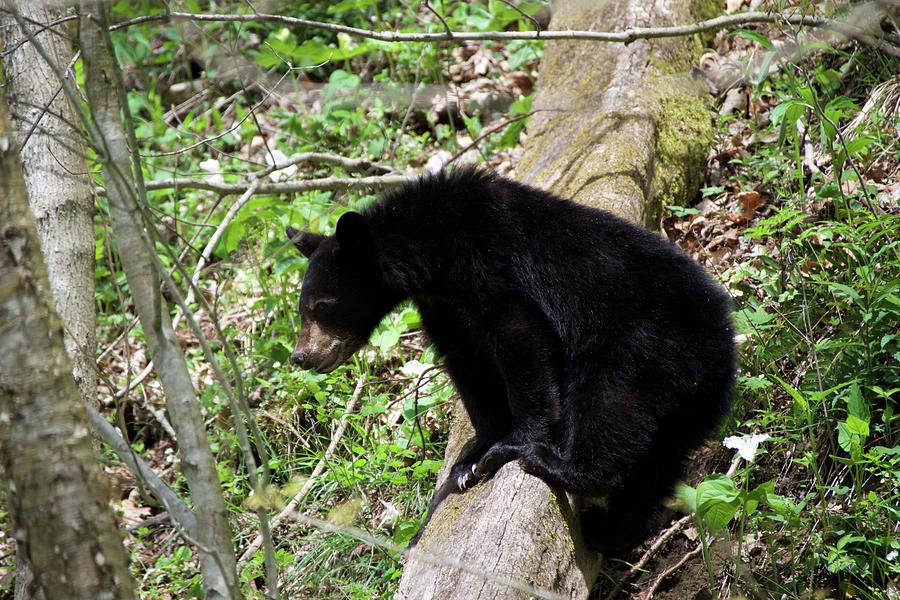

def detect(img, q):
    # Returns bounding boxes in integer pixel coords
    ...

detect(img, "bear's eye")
[307,298,338,316]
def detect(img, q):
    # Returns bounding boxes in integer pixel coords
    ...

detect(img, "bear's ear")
[335,212,374,256]
[285,225,324,258]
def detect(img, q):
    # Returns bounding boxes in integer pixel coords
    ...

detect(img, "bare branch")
[645,543,705,599]
[109,10,829,43]
[238,374,366,566]
[98,172,416,197]
[85,406,199,538]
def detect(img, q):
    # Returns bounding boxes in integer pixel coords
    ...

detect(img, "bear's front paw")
[450,461,480,491]
[474,443,520,479]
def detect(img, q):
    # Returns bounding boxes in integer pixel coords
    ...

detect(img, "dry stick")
[98,172,415,197]
[603,516,694,600]
[266,151,394,175]
[138,188,283,597]
[238,374,366,566]
[607,459,743,599]
[141,69,290,158]
[446,110,550,166]
[390,45,428,160]
[644,544,705,600]
[110,11,829,43]
[291,513,570,600]
[180,177,262,321]
[0,12,78,58]
[18,51,80,151]
[86,406,198,538]
[108,194,226,400]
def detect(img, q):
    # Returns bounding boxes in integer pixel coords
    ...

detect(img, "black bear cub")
[286,168,735,552]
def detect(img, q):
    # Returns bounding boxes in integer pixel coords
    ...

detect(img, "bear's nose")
[290,351,306,367]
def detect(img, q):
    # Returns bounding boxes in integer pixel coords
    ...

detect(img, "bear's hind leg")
[581,463,682,553]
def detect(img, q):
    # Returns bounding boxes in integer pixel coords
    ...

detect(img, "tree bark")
[76,4,239,598]
[0,95,135,600]
[1,1,97,409]
[2,8,98,596]
[397,0,715,597]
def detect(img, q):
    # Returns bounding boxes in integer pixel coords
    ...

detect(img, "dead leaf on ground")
[737,190,765,220]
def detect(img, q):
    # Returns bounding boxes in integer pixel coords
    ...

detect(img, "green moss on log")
[652,83,713,212]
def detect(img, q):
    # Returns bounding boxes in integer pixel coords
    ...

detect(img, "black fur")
[287,168,735,552]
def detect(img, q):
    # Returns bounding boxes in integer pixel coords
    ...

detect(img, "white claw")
[471,464,477,476]
[457,475,468,490]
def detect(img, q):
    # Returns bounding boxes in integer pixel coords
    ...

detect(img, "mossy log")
[396,0,714,597]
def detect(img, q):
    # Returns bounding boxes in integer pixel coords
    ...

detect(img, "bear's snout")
[291,319,360,373]
[290,350,308,367]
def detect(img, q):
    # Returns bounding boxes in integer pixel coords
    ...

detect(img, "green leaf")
[842,136,876,157]
[222,222,245,255]
[845,414,869,437]
[773,375,808,412]
[696,475,740,511]
[700,498,739,532]
[732,29,775,50]
[837,422,861,454]
[370,328,402,353]
[755,50,778,92]
[771,100,809,144]
[674,482,697,513]
[846,383,870,420]
[509,93,533,115]
[327,0,377,14]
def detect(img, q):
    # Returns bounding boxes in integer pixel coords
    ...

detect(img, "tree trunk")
[0,95,135,600]
[2,8,98,596]
[397,0,714,597]
[76,4,240,598]
[1,1,97,409]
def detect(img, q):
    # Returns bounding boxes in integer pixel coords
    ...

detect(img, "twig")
[645,543,705,599]
[19,51,80,151]
[86,405,198,538]
[604,515,693,600]
[607,458,742,598]
[498,0,542,34]
[98,171,415,197]
[110,11,830,43]
[237,374,366,566]
[0,12,78,58]
[423,2,452,38]
[391,45,428,160]
[447,110,549,165]
[263,151,394,175]
[141,69,290,158]
[181,177,261,318]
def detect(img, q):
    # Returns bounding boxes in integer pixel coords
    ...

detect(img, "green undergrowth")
[670,39,900,598]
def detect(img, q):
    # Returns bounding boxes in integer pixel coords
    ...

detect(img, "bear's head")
[285,212,392,373]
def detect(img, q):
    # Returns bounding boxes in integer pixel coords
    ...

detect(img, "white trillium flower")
[723,433,771,462]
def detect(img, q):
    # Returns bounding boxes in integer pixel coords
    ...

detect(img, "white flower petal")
[723,433,771,462]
